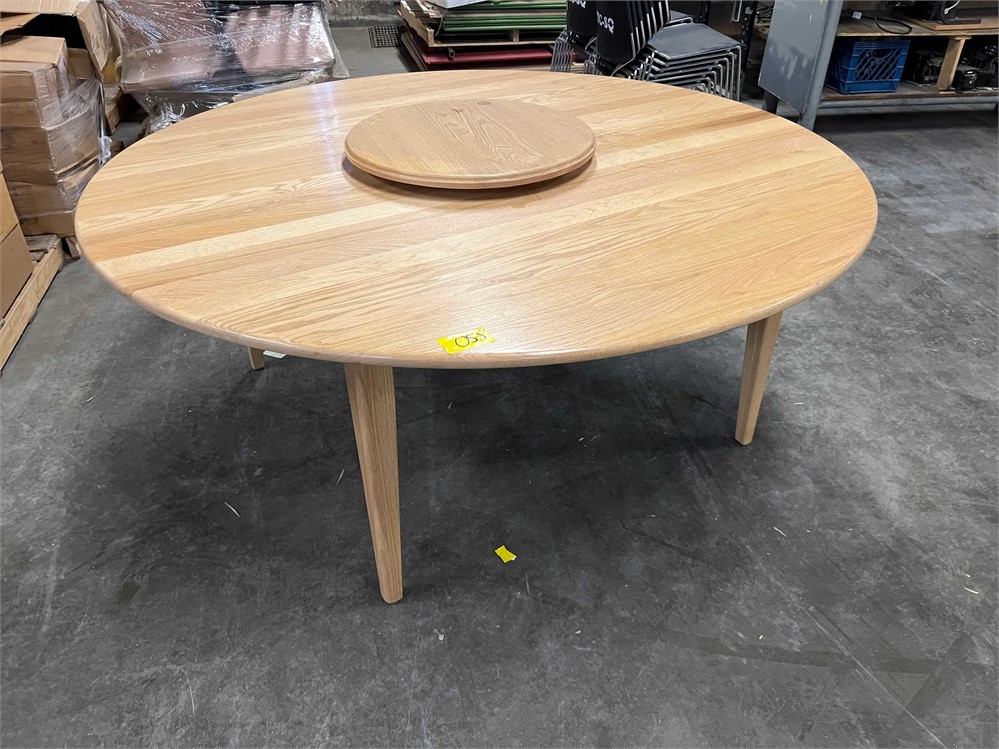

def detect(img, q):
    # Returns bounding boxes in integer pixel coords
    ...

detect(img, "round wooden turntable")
[344,98,596,189]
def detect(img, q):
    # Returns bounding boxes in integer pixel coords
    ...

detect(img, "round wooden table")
[76,70,878,603]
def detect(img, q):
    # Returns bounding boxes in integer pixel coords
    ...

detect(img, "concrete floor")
[2,29,997,749]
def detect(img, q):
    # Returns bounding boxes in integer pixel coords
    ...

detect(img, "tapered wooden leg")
[247,347,266,370]
[735,312,782,446]
[344,363,402,603]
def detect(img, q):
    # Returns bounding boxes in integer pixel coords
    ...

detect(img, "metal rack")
[758,0,999,130]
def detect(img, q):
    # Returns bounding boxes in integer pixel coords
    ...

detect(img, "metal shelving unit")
[757,0,998,129]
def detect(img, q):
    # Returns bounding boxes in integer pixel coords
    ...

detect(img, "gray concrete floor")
[330,26,417,79]
[2,29,997,749]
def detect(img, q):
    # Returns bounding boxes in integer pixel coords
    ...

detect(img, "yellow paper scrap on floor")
[495,545,516,563]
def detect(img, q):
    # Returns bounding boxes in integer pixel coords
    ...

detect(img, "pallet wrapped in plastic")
[8,158,103,236]
[0,78,109,184]
[0,74,110,236]
[100,0,348,130]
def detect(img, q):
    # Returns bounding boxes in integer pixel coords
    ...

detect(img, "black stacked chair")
[551,0,741,100]
[589,1,670,74]
[619,21,742,100]
[551,0,599,73]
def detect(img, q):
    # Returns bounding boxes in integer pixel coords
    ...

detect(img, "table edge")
[75,72,880,370]
[82,216,876,369]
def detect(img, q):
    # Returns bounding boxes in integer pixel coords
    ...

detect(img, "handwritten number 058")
[454,332,487,348]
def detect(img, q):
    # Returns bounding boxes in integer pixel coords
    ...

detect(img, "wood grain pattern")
[344,363,402,603]
[835,17,997,36]
[75,71,878,369]
[937,36,969,91]
[735,312,782,445]
[906,16,998,33]
[344,98,595,189]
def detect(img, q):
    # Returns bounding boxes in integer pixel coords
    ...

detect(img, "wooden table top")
[344,98,596,189]
[75,70,877,369]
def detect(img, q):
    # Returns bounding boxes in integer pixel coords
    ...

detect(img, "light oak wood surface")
[834,17,998,36]
[75,70,877,370]
[344,98,596,189]
[735,312,782,445]
[344,363,402,603]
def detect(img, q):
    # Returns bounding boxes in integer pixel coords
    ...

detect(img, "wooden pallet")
[401,27,433,70]
[64,236,82,259]
[0,235,65,371]
[400,0,560,48]
[401,29,552,70]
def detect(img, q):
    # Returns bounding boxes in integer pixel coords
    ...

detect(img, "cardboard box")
[0,13,95,76]
[0,0,117,82]
[1,101,101,183]
[1,174,17,237]
[0,76,99,126]
[1,223,34,317]
[0,56,62,101]
[17,208,73,236]
[0,35,78,103]
[7,156,97,216]
[101,81,123,130]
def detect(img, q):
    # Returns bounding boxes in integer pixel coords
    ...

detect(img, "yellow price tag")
[437,327,495,354]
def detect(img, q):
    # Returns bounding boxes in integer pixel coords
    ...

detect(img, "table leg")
[735,312,782,446]
[247,347,266,370]
[344,363,403,603]
[936,36,968,91]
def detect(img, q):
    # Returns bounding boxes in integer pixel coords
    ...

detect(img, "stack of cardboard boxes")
[0,34,103,236]
[1,166,34,319]
[0,0,118,238]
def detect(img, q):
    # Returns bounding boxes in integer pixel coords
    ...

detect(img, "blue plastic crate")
[826,38,910,94]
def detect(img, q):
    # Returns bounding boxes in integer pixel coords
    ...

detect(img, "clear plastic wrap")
[8,158,103,236]
[0,36,80,107]
[0,78,105,184]
[0,36,110,235]
[0,77,101,128]
[100,0,349,130]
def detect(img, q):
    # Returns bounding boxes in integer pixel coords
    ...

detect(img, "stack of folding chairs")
[588,1,672,76]
[619,21,742,100]
[550,0,599,73]
[551,1,743,101]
